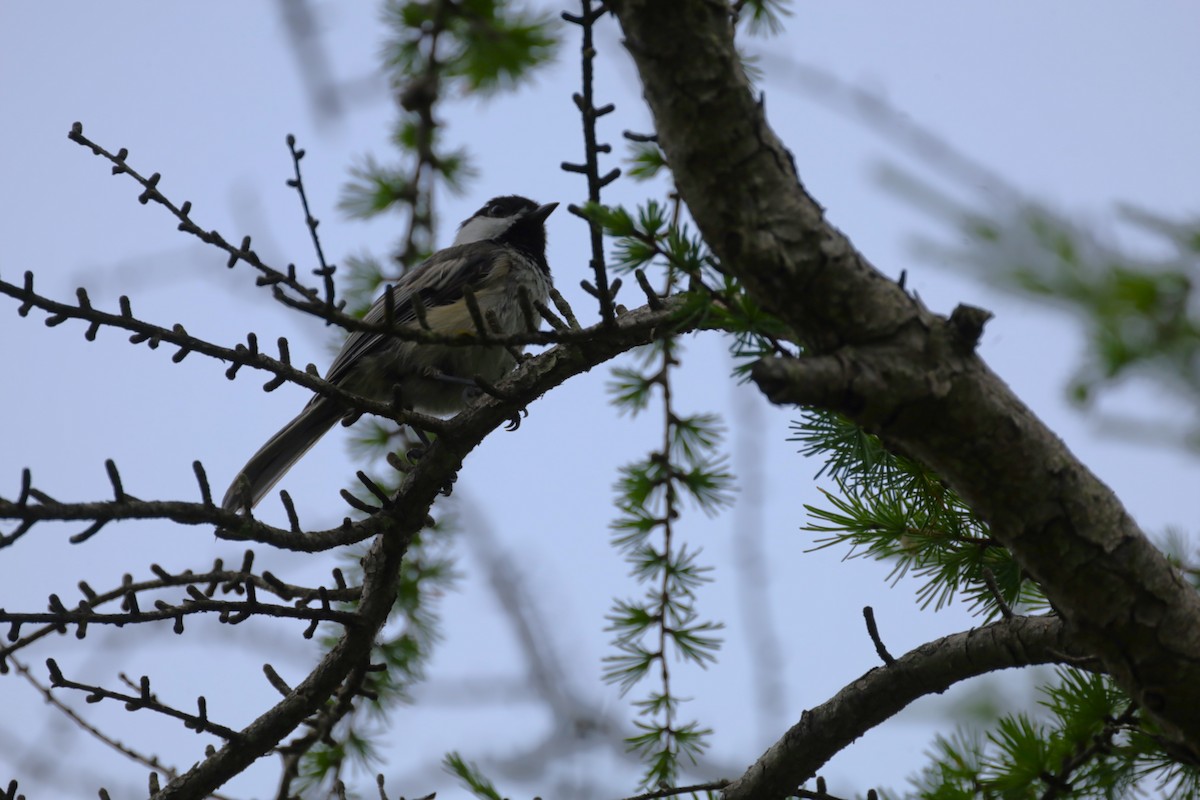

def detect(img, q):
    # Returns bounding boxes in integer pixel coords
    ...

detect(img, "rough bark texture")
[610,0,1200,785]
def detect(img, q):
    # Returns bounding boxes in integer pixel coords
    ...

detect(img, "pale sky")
[2,3,1198,798]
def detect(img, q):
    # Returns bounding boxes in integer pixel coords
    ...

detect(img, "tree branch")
[0,298,690,551]
[609,0,1200,760]
[155,511,410,799]
[4,287,692,796]
[67,122,329,309]
[44,660,242,741]
[722,615,1082,800]
[0,558,356,666]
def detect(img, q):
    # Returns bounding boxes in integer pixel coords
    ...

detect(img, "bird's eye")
[487,203,502,216]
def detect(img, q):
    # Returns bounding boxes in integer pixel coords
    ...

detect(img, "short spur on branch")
[223,195,558,511]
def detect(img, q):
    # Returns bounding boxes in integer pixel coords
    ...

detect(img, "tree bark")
[609,0,1200,781]
[721,615,1083,799]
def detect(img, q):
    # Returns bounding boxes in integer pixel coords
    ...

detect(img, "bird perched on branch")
[222,195,558,512]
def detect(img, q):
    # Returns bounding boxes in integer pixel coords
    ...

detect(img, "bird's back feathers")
[221,195,555,512]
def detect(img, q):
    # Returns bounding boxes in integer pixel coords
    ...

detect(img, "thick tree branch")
[610,0,1200,767]
[722,615,1083,800]
[155,512,410,800]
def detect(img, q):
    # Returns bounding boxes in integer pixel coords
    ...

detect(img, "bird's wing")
[321,242,507,388]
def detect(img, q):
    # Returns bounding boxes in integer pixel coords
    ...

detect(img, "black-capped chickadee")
[222,195,557,511]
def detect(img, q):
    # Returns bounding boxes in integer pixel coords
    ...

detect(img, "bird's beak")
[529,202,559,224]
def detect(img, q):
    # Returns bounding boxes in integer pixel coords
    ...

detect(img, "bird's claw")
[504,407,529,432]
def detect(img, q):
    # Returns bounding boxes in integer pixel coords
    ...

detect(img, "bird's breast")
[476,254,552,336]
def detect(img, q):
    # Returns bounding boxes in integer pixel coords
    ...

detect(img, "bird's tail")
[222,400,340,512]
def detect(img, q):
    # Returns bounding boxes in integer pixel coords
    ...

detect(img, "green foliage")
[585,199,794,378]
[382,0,558,95]
[793,409,1047,619]
[734,0,792,37]
[712,272,796,378]
[339,155,417,219]
[598,199,731,790]
[605,380,729,787]
[975,206,1200,408]
[898,669,1200,799]
[627,141,667,181]
[444,752,505,800]
[584,200,701,276]
[896,161,1200,433]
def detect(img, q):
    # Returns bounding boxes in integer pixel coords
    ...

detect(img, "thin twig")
[862,606,895,666]
[561,0,619,324]
[286,134,338,311]
[621,780,731,800]
[981,566,1014,620]
[67,122,326,307]
[9,657,238,799]
[45,659,242,741]
[0,561,359,663]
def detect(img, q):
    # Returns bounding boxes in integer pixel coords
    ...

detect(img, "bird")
[221,195,557,512]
